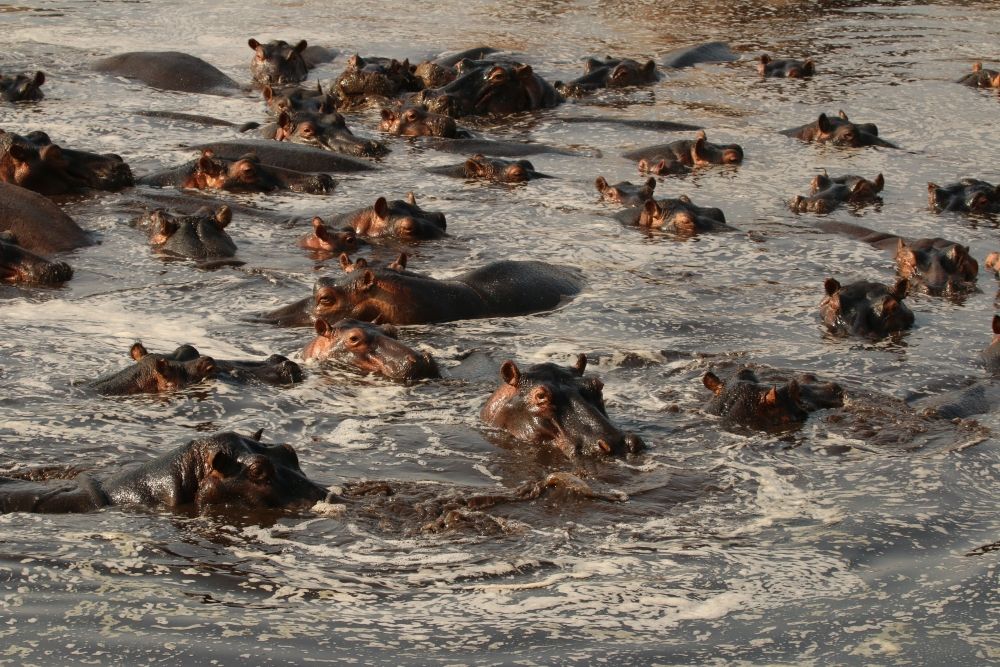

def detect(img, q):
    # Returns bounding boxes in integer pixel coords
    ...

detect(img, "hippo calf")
[791,172,884,213]
[820,277,914,338]
[481,354,645,458]
[957,62,1000,88]
[1,71,45,101]
[303,318,439,382]
[0,431,327,514]
[138,149,335,194]
[248,38,309,87]
[623,131,744,174]
[702,367,843,432]
[427,155,550,183]
[299,217,362,256]
[758,54,814,78]
[928,179,1000,214]
[0,232,73,285]
[781,111,896,148]
[379,105,462,138]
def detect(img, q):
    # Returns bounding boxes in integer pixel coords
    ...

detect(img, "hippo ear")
[314,317,331,336]
[360,270,376,290]
[759,54,771,64]
[156,217,179,239]
[339,253,352,272]
[248,38,261,51]
[873,173,885,191]
[597,440,613,455]
[823,277,841,296]
[406,191,417,206]
[153,357,170,377]
[464,158,484,176]
[499,360,520,386]
[215,205,232,229]
[292,40,308,56]
[817,113,832,133]
[642,60,656,76]
[33,71,45,86]
[515,64,534,79]
[803,59,815,75]
[390,252,408,271]
[763,386,779,406]
[850,179,871,196]
[584,58,603,73]
[838,110,849,120]
[895,237,911,259]
[380,108,396,121]
[130,342,149,361]
[891,278,909,300]
[595,176,608,193]
[7,144,33,162]
[311,216,326,234]
[787,379,801,403]
[378,323,400,339]
[702,371,724,395]
[678,194,692,204]
[250,428,265,441]
[992,73,1000,88]
[692,136,708,161]
[262,85,273,101]
[197,154,217,175]
[993,314,1000,335]
[643,177,656,193]
[574,353,587,375]
[373,197,389,221]
[695,130,707,141]
[643,199,661,218]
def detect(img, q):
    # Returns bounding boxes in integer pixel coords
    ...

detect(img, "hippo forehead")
[204,432,300,467]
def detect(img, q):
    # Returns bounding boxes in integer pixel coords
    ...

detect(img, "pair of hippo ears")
[372,193,419,218]
[248,38,307,58]
[499,354,588,386]
[314,317,399,339]
[825,277,908,301]
[702,371,800,404]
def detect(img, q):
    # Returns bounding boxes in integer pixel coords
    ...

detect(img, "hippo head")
[637,198,708,234]
[473,63,540,114]
[263,83,337,115]
[0,231,73,285]
[143,206,237,259]
[595,176,656,206]
[300,217,361,254]
[379,105,459,137]
[464,155,540,183]
[139,353,218,393]
[0,131,81,195]
[304,318,440,382]
[336,55,419,99]
[821,277,914,338]
[413,61,456,88]
[364,194,447,240]
[275,110,387,157]
[638,156,690,176]
[189,150,334,194]
[191,431,328,510]
[0,71,45,102]
[691,131,743,165]
[895,238,978,296]
[480,354,645,459]
[248,38,309,86]
[607,58,658,87]
[703,368,810,431]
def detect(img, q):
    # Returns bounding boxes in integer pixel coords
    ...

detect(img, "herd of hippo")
[2,38,999,518]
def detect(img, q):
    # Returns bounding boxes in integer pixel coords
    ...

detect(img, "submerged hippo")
[0,129,133,195]
[258,253,583,326]
[1,71,45,101]
[480,354,645,458]
[623,131,744,174]
[927,179,1000,214]
[757,54,815,78]
[132,205,237,260]
[379,105,463,138]
[137,149,335,194]
[298,217,362,256]
[262,83,338,115]
[702,367,843,432]
[957,62,1000,88]
[411,59,563,117]
[814,220,979,296]
[0,430,327,514]
[820,277,914,338]
[556,56,660,96]
[625,196,732,234]
[130,342,303,386]
[303,318,440,382]
[92,51,241,95]
[781,111,896,148]
[0,232,73,285]
[89,347,217,396]
[595,176,656,207]
[427,155,551,183]
[332,54,423,108]
[790,172,884,213]
[257,109,388,158]
[248,38,309,87]
[192,140,375,173]
[0,182,91,254]
[327,193,447,240]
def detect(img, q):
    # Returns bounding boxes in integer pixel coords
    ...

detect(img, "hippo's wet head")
[248,38,309,86]
[0,232,73,285]
[304,318,439,382]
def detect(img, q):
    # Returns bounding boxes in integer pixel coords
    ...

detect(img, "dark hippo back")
[457,260,583,316]
[92,51,240,95]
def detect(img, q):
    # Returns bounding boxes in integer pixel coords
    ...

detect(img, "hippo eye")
[345,331,364,347]
[397,219,417,236]
[300,124,315,137]
[404,109,419,122]
[247,460,273,482]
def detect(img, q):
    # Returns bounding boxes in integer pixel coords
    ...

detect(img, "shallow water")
[2,0,1000,664]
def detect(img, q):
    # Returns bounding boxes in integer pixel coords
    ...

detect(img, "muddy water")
[2,0,1000,664]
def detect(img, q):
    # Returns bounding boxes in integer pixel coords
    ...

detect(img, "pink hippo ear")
[388,252,408,272]
[339,253,353,272]
[890,278,909,300]
[262,85,274,101]
[359,269,376,289]
[873,173,885,191]
[314,318,331,336]
[130,342,149,361]
[763,386,779,405]
[248,38,261,51]
[838,110,849,121]
[406,191,417,206]
[702,371,724,395]
[642,198,661,220]
[380,108,396,122]
[499,360,521,386]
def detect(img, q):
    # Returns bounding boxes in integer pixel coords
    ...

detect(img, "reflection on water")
[2,0,1000,663]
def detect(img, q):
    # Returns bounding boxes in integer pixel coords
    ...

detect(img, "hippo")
[132,205,237,260]
[814,220,978,296]
[660,41,737,68]
[927,179,1000,214]
[820,277,914,338]
[1,71,45,101]
[757,54,815,78]
[248,38,309,87]
[89,348,217,396]
[262,82,337,115]
[595,176,656,207]
[427,155,551,183]
[0,129,134,195]
[0,182,91,254]
[702,367,843,432]
[480,354,645,458]
[137,149,335,194]
[192,140,375,173]
[780,111,897,148]
[299,217,362,256]
[625,196,733,234]
[0,232,73,285]
[556,57,659,96]
[0,430,327,514]
[129,342,304,386]
[981,315,1000,374]
[302,318,440,382]
[91,51,241,95]
[259,110,388,158]
[257,253,583,326]
[410,59,563,117]
[333,55,423,108]
[957,62,1000,88]
[622,131,744,170]
[379,105,464,137]
[790,172,884,213]
[327,193,447,240]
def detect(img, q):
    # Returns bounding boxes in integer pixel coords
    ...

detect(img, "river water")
[2,0,999,664]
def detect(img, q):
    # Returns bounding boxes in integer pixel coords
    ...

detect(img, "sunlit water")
[2,0,999,664]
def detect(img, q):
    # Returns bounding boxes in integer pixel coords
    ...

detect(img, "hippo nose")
[40,261,74,284]
[624,432,645,454]
[307,174,336,194]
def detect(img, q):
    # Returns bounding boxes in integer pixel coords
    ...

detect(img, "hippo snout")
[624,432,645,454]
[299,173,336,194]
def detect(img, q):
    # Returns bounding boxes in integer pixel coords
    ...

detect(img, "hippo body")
[257,110,388,157]
[0,130,133,195]
[130,343,304,386]
[660,41,737,68]
[427,155,550,183]
[957,62,1000,88]
[192,140,375,173]
[411,59,562,117]
[132,206,237,260]
[303,318,439,382]
[0,232,73,285]
[92,51,240,95]
[0,182,91,254]
[0,431,326,514]
[820,278,914,338]
[757,54,814,78]
[702,367,843,432]
[1,71,45,101]
[928,179,1000,214]
[137,150,335,194]
[781,111,896,148]
[623,131,743,172]
[480,354,644,458]
[557,57,659,96]
[790,172,884,213]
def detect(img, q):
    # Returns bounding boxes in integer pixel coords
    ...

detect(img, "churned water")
[1,0,999,664]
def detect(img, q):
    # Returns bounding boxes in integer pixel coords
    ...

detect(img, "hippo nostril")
[624,433,645,454]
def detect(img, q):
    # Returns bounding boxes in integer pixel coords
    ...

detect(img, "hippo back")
[0,182,90,254]
[457,260,583,316]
